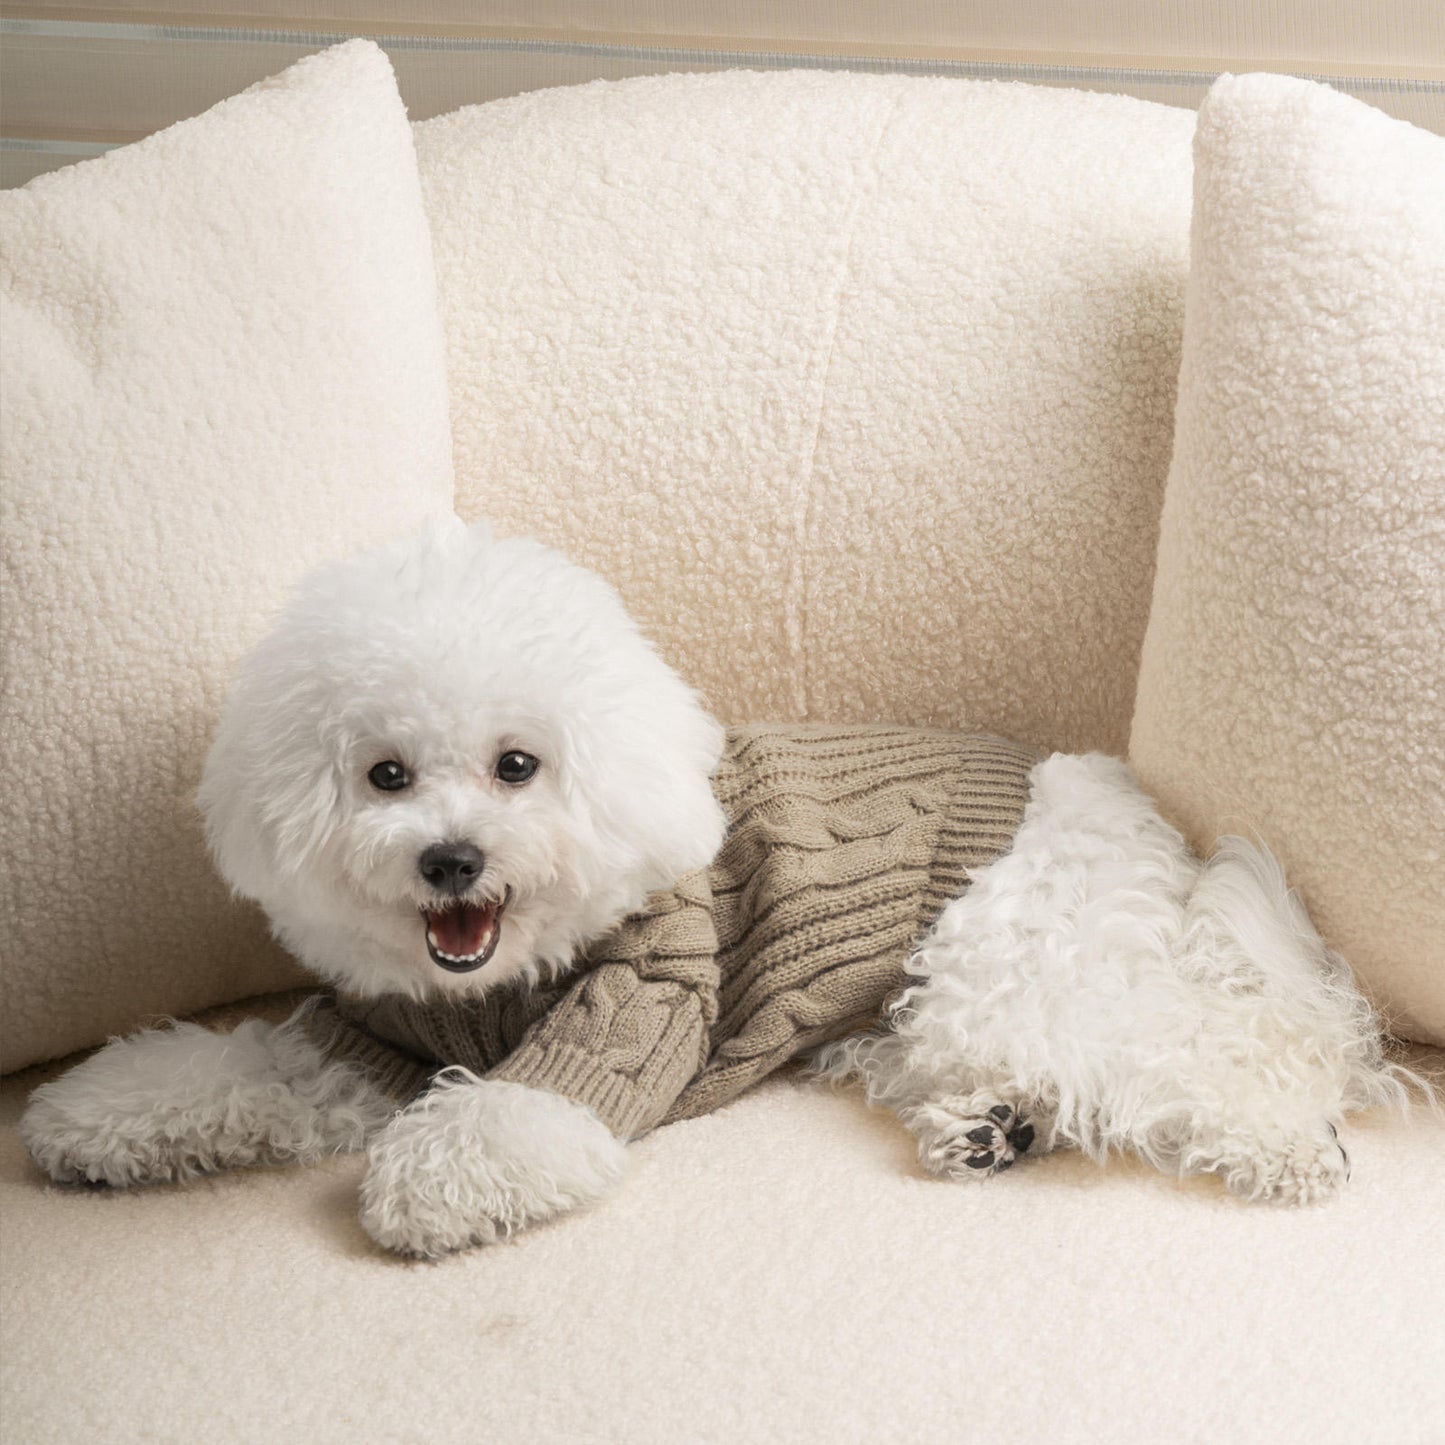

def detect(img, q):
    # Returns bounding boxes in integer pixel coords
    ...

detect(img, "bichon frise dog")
[21,521,1408,1256]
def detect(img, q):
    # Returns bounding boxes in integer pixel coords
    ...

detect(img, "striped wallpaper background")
[2,2,1443,187]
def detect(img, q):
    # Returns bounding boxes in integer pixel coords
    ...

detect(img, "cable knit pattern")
[302,725,1039,1137]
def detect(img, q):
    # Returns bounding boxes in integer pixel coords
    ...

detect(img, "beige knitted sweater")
[301,725,1039,1139]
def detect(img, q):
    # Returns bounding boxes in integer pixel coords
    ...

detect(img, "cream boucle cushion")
[0,41,455,1071]
[416,72,1195,754]
[1130,75,1445,1045]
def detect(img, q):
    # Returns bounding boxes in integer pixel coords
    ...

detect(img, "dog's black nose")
[418,842,485,897]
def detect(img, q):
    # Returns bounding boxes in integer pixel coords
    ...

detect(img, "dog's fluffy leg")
[1163,837,1412,1205]
[20,1009,393,1187]
[817,753,1413,1204]
[815,753,1184,1173]
[358,1072,627,1258]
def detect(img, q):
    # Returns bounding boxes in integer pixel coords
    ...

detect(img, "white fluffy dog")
[21,521,1407,1256]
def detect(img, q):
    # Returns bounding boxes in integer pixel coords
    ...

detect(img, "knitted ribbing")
[301,724,1039,1138]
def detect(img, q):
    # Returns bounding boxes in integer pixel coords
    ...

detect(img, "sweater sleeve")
[485,868,720,1140]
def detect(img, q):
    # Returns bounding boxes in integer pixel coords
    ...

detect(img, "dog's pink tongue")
[427,902,494,957]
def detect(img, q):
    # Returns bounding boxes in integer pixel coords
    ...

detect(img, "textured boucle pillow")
[415,72,1195,754]
[1130,74,1445,1045]
[0,41,455,1071]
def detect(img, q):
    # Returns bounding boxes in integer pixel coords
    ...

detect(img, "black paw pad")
[965,1125,998,1147]
[987,1104,1013,1125]
[964,1151,995,1170]
[1008,1122,1035,1154]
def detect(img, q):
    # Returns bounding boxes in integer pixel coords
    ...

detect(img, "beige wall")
[10,0,1445,70]
[3,1,1444,185]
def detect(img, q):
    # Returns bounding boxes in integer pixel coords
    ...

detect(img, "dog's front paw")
[21,1086,153,1188]
[21,1018,387,1187]
[20,1024,253,1187]
[359,1073,627,1258]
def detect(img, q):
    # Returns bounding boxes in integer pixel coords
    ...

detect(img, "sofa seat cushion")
[2,1009,1441,1441]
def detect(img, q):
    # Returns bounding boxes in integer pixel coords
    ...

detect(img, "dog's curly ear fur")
[197,636,346,903]
[558,668,728,898]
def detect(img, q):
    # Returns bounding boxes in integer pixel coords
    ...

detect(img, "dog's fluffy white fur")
[21,520,1410,1256]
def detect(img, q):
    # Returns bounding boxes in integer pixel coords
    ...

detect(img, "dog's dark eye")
[496,751,539,785]
[367,760,410,792]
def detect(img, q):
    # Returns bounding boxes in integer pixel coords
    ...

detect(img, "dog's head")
[199,519,726,998]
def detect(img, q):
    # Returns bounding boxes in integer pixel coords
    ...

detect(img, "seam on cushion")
[787,90,906,720]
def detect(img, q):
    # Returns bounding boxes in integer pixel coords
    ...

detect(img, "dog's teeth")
[426,916,497,965]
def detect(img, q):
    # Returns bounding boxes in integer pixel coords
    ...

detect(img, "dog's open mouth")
[421,888,510,972]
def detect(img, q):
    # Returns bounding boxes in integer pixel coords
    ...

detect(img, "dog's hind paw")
[1203,1122,1351,1206]
[904,1093,1036,1181]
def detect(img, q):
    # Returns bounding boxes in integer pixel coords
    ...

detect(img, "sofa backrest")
[416,69,1196,754]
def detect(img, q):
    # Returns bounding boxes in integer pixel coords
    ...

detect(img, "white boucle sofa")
[3,47,1443,1445]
